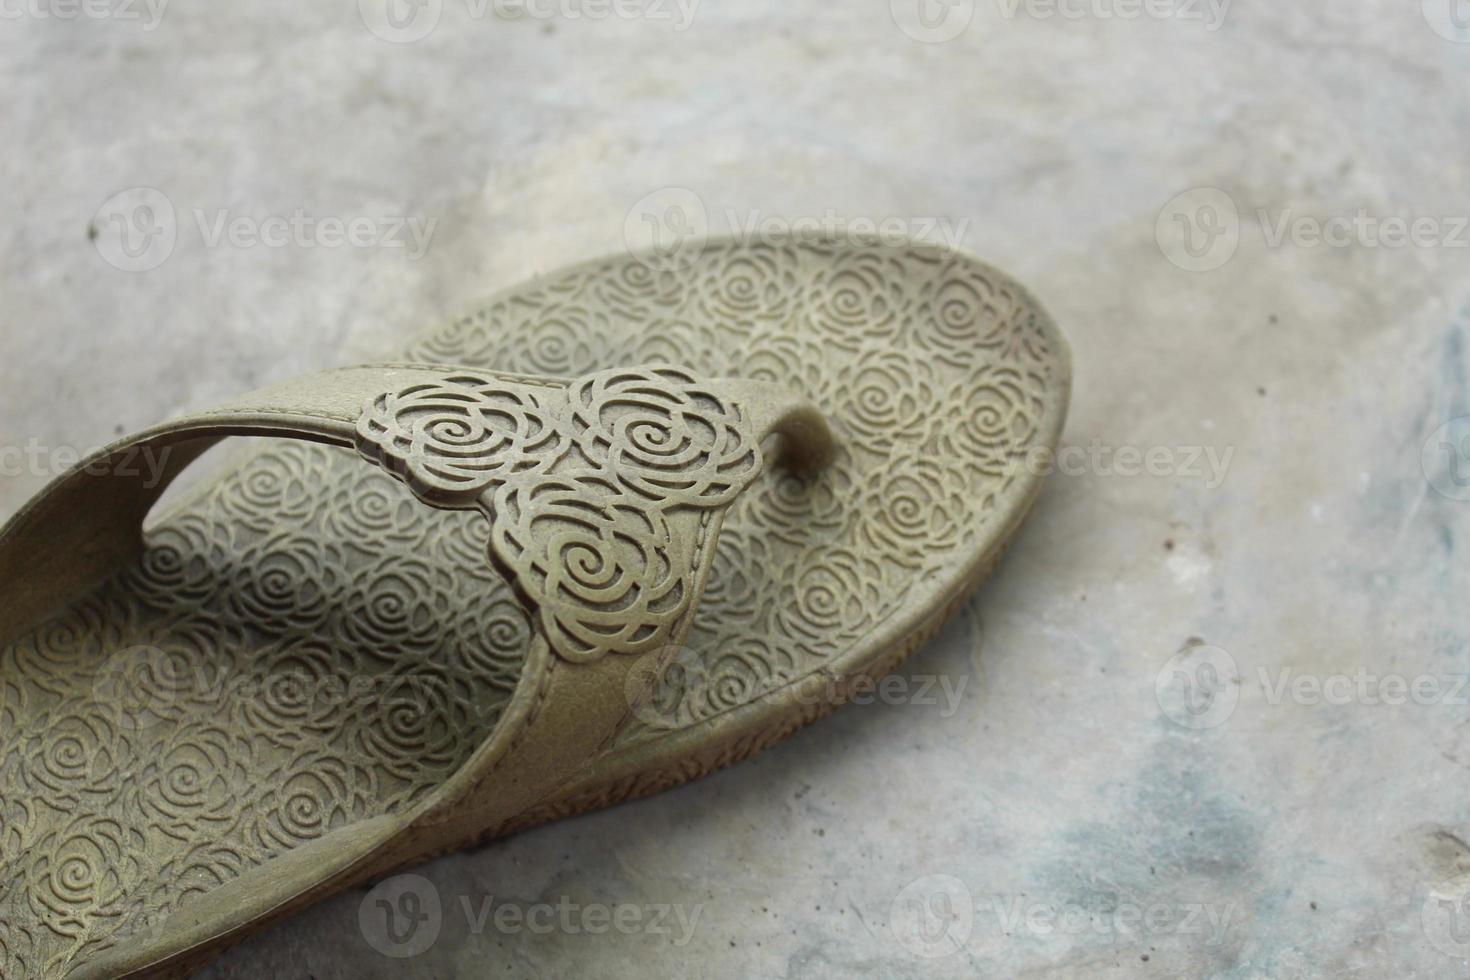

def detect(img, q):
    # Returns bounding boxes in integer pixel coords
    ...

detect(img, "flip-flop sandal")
[0,234,1070,979]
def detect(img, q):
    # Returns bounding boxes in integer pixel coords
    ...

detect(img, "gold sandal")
[0,234,1069,978]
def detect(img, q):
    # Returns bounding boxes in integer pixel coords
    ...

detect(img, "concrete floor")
[4,1,1470,976]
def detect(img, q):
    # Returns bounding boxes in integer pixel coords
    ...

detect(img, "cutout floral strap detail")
[355,365,763,664]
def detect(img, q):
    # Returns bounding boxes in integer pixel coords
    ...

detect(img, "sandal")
[0,234,1069,978]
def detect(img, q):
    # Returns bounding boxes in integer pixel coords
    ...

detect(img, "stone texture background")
[4,1,1470,976]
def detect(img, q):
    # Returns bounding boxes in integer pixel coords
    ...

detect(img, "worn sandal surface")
[0,234,1069,978]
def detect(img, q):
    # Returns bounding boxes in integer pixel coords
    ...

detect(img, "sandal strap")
[356,364,831,663]
[0,361,832,662]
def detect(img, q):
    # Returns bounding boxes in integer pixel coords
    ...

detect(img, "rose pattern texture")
[0,238,1060,978]
[25,814,143,939]
[357,375,564,506]
[613,318,733,373]
[832,347,937,454]
[13,594,134,698]
[18,699,129,811]
[860,453,972,564]
[913,256,1023,366]
[695,244,800,328]
[359,365,763,664]
[355,667,475,782]
[215,442,322,533]
[238,638,357,748]
[938,365,1041,475]
[323,466,430,550]
[337,555,457,662]
[504,303,612,377]
[250,750,377,852]
[736,327,829,396]
[803,248,911,348]
[135,723,247,843]
[224,532,347,635]
[568,366,759,505]
[432,509,497,579]
[694,637,787,720]
[746,445,857,547]
[492,481,688,662]
[775,548,887,653]
[453,596,532,690]
[127,513,235,612]
[701,525,783,618]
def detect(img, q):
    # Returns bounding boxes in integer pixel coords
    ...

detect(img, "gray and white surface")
[4,1,1470,976]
